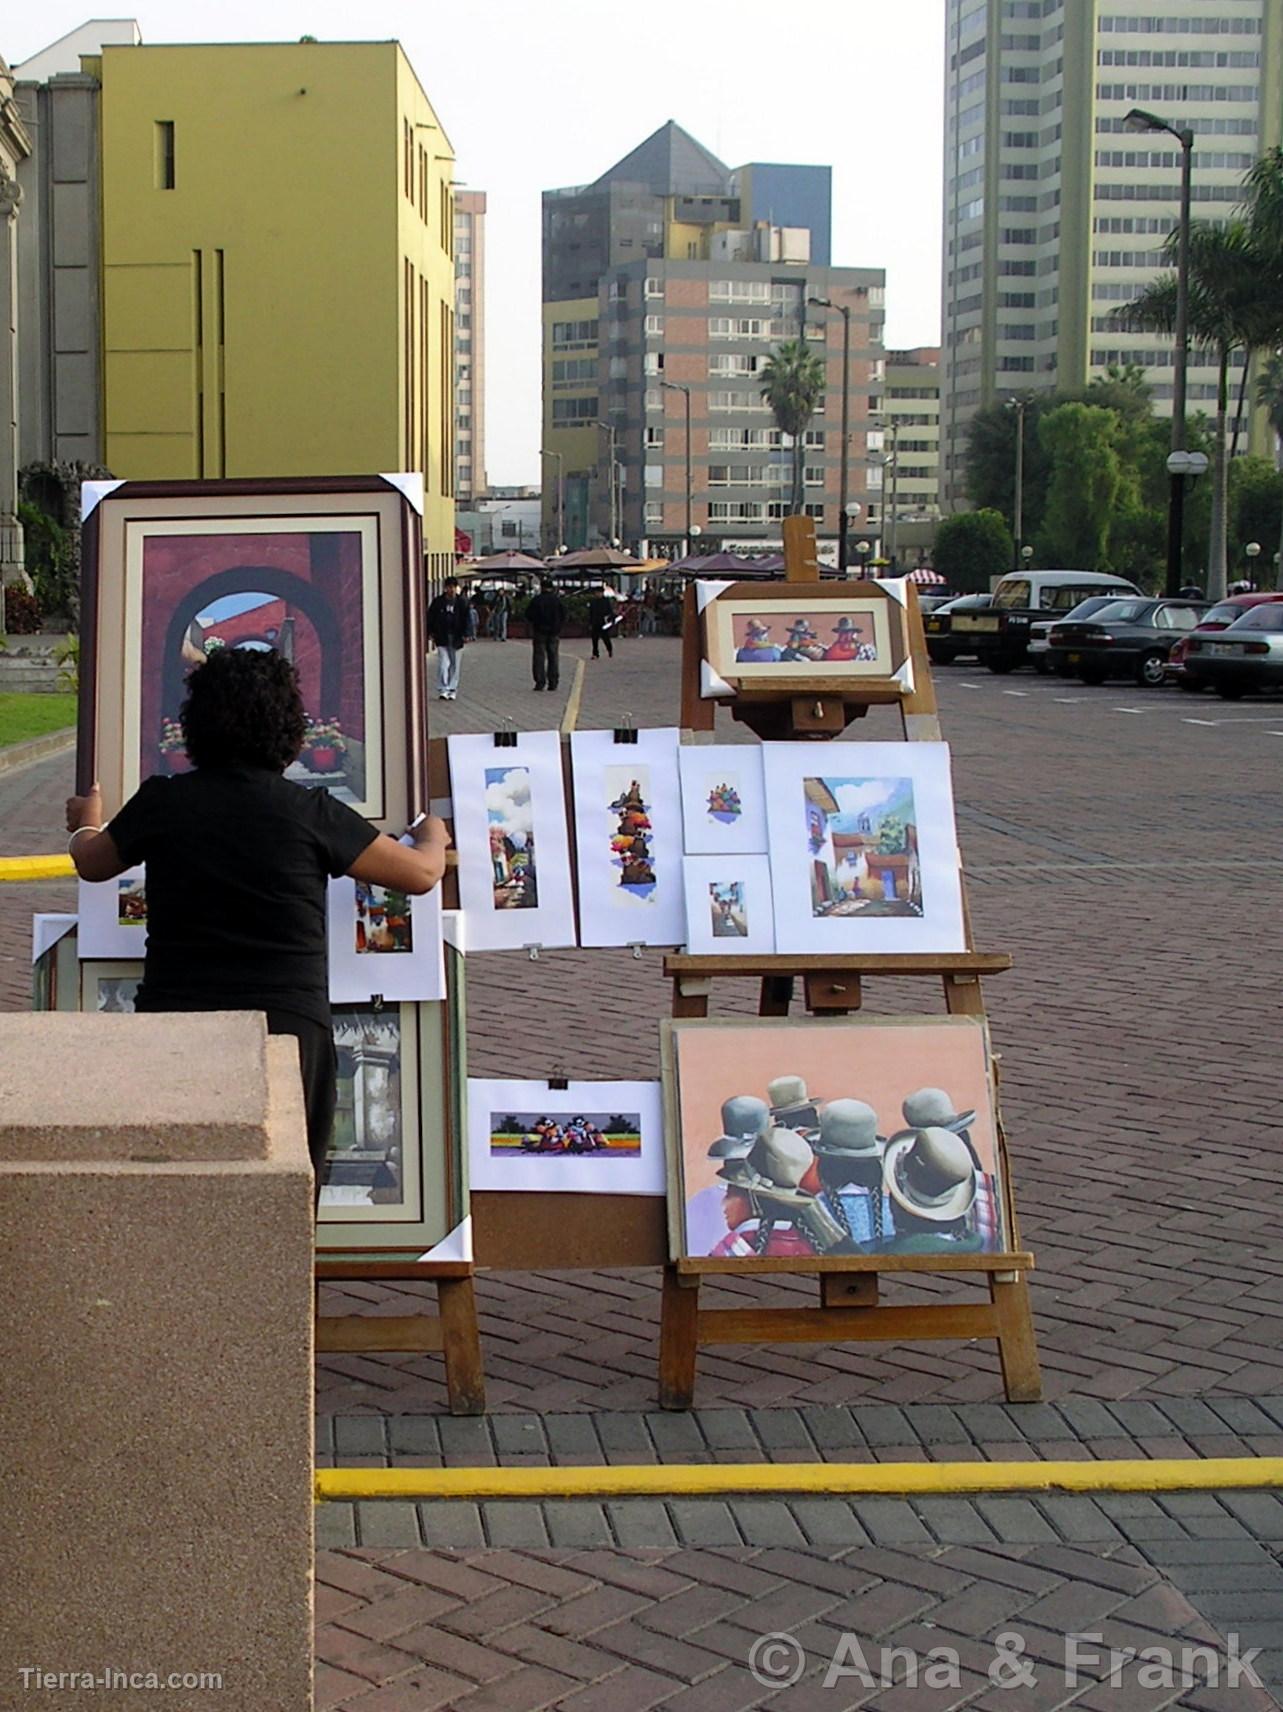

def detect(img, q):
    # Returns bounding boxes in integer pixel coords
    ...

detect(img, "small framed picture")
[326,876,445,1003]
[681,855,776,957]
[467,1078,665,1196]
[701,580,909,695]
[77,868,149,960]
[678,745,767,855]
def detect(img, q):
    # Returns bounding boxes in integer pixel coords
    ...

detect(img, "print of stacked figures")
[607,771,656,897]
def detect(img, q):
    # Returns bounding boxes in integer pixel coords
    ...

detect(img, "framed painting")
[762,741,967,955]
[699,579,910,699]
[77,868,149,960]
[326,875,445,1004]
[662,1015,1008,1265]
[32,917,84,1013]
[467,1079,665,1196]
[570,727,686,949]
[681,855,776,956]
[448,730,577,952]
[678,744,768,855]
[79,476,428,833]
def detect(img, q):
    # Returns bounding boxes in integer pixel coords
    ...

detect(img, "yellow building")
[97,40,456,570]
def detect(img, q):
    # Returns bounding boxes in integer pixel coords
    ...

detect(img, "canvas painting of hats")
[702,585,909,688]
[763,741,967,955]
[662,1014,1007,1264]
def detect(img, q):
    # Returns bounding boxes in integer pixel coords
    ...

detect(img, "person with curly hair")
[65,647,450,1195]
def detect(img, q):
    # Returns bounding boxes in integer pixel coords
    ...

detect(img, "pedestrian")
[588,588,615,660]
[490,591,510,641]
[63,647,450,1203]
[524,575,567,692]
[426,576,470,701]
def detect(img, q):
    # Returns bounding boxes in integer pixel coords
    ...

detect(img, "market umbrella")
[552,546,643,569]
[906,566,946,585]
[464,551,547,572]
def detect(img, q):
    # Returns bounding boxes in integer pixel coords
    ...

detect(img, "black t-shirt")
[525,592,566,636]
[108,766,378,1028]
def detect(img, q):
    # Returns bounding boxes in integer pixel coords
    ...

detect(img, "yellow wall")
[541,296,597,546]
[99,41,455,557]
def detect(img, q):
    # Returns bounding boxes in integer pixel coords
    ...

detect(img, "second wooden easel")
[660,517,1041,1409]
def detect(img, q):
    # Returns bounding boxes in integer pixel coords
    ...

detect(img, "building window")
[154,121,175,190]
[644,464,663,489]
[644,315,664,336]
[645,426,664,447]
[644,277,664,299]
[803,503,825,521]
[552,396,599,423]
[644,387,663,411]
[643,352,664,376]
[803,466,825,487]
[552,319,599,349]
[644,501,664,527]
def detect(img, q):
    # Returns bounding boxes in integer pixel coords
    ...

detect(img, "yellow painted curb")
[0,854,75,882]
[316,1456,1283,1503]
[559,656,586,736]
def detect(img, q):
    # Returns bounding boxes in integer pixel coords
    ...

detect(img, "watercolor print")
[677,745,768,856]
[488,1110,642,1160]
[681,854,776,957]
[486,765,538,910]
[117,875,148,928]
[663,1015,1006,1262]
[762,742,965,956]
[605,765,657,901]
[355,882,413,953]
[467,1077,667,1195]
[804,776,922,918]
[732,610,878,665]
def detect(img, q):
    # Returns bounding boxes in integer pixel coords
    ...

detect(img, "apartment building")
[454,189,486,502]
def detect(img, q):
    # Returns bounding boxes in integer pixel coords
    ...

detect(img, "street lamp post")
[809,296,851,574]
[1245,540,1262,588]
[539,448,564,556]
[854,539,872,579]
[660,380,692,555]
[594,419,621,544]
[843,501,862,578]
[1006,396,1027,572]
[884,421,900,574]
[1125,107,1194,596]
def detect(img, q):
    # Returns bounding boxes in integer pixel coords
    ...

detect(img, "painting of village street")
[488,1111,643,1161]
[803,776,923,918]
[485,764,538,909]
[354,882,413,953]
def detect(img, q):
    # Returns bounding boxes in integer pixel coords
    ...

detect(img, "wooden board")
[471,1191,667,1270]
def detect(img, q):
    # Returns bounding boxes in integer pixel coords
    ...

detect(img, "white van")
[970,570,1141,673]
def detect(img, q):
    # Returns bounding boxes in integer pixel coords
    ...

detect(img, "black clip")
[493,724,518,748]
[613,712,638,745]
[549,1067,570,1091]
[371,993,384,1014]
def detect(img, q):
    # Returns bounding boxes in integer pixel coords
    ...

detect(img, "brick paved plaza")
[4,636,1283,1709]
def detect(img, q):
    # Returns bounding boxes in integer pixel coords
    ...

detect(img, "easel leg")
[759,975,793,1017]
[990,1273,1042,1403]
[659,1266,700,1411]
[437,1275,487,1416]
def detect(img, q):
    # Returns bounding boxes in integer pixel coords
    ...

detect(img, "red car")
[1166,592,1283,690]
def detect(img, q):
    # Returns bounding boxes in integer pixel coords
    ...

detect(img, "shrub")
[3,586,43,634]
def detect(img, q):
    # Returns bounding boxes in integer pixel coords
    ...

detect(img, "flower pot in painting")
[165,750,193,774]
[308,745,339,773]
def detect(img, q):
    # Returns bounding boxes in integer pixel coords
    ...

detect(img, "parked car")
[1048,598,1207,686]
[1027,595,1144,675]
[923,593,995,665]
[973,571,1141,673]
[1165,591,1283,690]
[1181,602,1283,698]
[917,589,957,616]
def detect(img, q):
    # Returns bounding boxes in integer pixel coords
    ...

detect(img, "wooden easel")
[660,519,1042,1409]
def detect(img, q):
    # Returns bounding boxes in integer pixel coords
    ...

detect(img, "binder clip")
[371,993,384,1014]
[493,719,518,748]
[523,943,541,962]
[613,712,638,746]
[548,1067,570,1091]
[626,942,645,961]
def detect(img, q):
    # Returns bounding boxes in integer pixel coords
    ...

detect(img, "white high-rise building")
[940,0,1282,509]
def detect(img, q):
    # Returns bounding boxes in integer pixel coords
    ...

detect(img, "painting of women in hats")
[779,618,826,663]
[733,617,781,663]
[664,1015,1008,1263]
[824,616,878,664]
[712,594,901,683]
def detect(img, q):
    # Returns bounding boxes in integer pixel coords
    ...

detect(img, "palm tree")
[1256,351,1283,588]
[758,339,826,516]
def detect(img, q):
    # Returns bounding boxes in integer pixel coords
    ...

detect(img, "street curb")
[0,852,75,881]
[315,1455,1283,1503]
[0,727,75,781]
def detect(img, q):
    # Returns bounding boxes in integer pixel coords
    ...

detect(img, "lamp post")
[884,422,900,573]
[1021,544,1034,570]
[1125,107,1194,596]
[854,539,872,580]
[809,296,851,574]
[660,380,692,555]
[1245,540,1261,588]
[539,448,564,556]
[1006,396,1027,572]
[843,501,862,578]
[594,418,621,544]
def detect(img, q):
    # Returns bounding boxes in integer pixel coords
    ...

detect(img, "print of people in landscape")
[485,766,538,909]
[804,776,923,918]
[607,770,657,899]
[488,1111,642,1160]
[689,1081,1000,1260]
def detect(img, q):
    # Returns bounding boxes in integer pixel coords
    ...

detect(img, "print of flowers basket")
[303,716,346,774]
[158,716,192,773]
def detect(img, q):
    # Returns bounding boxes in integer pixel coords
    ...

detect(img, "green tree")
[1256,350,1283,588]
[876,813,907,855]
[963,395,1055,544]
[758,339,826,514]
[1036,403,1124,570]
[932,509,1013,593]
[1228,454,1283,578]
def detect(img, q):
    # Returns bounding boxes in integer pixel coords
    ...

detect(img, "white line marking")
[1002,690,1027,697]
[1112,707,1147,715]
[1054,697,1091,704]
[958,683,981,690]
[1182,718,1218,726]
[1183,716,1283,727]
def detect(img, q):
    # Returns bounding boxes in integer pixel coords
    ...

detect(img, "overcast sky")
[11,1,946,487]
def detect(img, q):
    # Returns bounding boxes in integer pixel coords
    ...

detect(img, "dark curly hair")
[179,647,307,772]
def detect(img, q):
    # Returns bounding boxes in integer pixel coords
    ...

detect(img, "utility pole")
[809,297,851,574]
[594,418,620,543]
[885,420,900,573]
[1007,396,1026,572]
[539,448,564,554]
[660,380,692,554]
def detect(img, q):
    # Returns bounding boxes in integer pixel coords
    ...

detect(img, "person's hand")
[414,814,452,852]
[65,782,103,835]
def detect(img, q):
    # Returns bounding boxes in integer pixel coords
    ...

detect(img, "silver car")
[1182,603,1283,699]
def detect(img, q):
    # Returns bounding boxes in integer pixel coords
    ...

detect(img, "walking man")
[588,588,615,661]
[525,576,567,693]
[427,577,470,701]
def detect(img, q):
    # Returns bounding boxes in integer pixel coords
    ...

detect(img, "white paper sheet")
[32,913,78,964]
[678,744,768,856]
[378,471,425,515]
[327,876,445,1002]
[418,1216,474,1263]
[570,727,686,949]
[77,868,149,960]
[448,730,577,951]
[762,741,967,955]
[467,1079,666,1195]
[681,854,776,956]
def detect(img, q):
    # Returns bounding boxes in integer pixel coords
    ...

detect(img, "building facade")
[454,188,485,503]
[15,34,458,572]
[0,54,32,592]
[884,346,942,540]
[940,0,1283,509]
[541,122,876,556]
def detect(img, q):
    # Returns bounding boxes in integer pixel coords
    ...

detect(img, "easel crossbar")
[695,1302,998,1345]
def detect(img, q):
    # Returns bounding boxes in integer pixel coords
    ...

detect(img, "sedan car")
[1047,597,1208,687]
[923,593,995,666]
[1165,591,1283,690]
[1181,602,1283,698]
[1027,595,1143,675]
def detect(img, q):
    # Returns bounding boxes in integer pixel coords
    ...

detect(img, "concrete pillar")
[0,161,25,591]
[0,1012,315,1711]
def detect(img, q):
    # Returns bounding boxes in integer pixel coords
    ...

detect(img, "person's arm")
[65,783,130,883]
[347,814,451,895]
